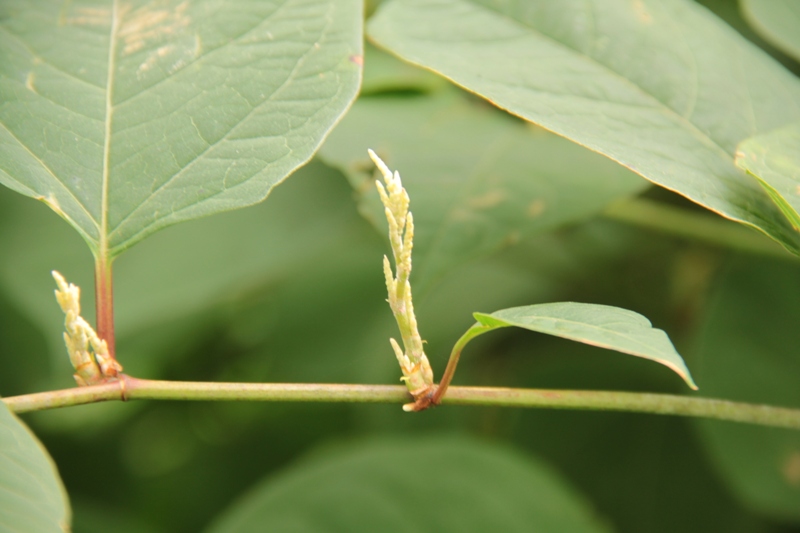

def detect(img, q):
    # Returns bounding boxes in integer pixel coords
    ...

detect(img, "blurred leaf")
[0,401,70,532]
[320,90,646,289]
[71,497,164,533]
[367,0,800,256]
[462,303,696,389]
[502,348,767,533]
[741,0,800,62]
[361,43,446,95]
[0,286,50,397]
[205,436,611,533]
[693,258,800,521]
[736,121,800,230]
[0,0,362,257]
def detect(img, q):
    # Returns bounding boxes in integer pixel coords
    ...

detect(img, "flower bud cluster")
[52,271,122,386]
[369,150,434,411]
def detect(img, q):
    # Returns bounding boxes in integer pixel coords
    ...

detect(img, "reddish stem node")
[94,257,116,360]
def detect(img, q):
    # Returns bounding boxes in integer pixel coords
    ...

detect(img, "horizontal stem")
[3,377,799,430]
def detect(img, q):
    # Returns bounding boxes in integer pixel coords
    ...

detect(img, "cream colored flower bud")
[368,150,435,410]
[52,270,122,385]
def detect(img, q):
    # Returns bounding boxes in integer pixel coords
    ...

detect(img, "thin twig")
[3,376,799,430]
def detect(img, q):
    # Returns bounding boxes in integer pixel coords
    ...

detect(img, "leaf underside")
[0,0,362,257]
[736,121,800,231]
[367,0,800,256]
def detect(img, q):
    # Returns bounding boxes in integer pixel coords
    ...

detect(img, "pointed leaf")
[741,0,800,62]
[736,121,800,230]
[367,0,800,256]
[0,0,362,257]
[471,302,696,389]
[206,437,610,533]
[0,400,70,532]
[320,90,646,290]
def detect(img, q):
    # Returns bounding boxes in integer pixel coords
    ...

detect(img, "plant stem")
[94,257,115,359]
[603,197,795,259]
[3,377,799,430]
[432,323,493,405]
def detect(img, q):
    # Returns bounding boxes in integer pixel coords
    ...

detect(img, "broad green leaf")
[462,302,696,389]
[741,0,800,62]
[367,0,800,256]
[206,436,610,533]
[694,258,800,520]
[0,400,70,532]
[735,121,800,230]
[0,0,362,257]
[320,90,647,290]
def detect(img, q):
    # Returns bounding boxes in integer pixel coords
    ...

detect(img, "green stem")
[3,376,799,430]
[432,323,493,404]
[603,197,795,259]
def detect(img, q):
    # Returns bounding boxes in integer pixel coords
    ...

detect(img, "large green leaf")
[694,258,800,520]
[0,400,70,532]
[205,436,610,533]
[367,0,800,256]
[741,0,800,62]
[459,303,696,389]
[735,121,800,230]
[320,90,646,289]
[0,0,362,257]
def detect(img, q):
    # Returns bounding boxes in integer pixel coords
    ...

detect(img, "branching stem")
[3,376,799,430]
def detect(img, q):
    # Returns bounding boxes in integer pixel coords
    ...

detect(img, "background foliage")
[1,0,799,531]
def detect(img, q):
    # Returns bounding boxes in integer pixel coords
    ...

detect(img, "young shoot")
[53,271,122,386]
[369,149,435,411]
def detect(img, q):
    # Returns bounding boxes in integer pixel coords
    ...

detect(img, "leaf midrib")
[100,0,120,259]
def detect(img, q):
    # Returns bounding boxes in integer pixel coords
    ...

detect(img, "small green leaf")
[471,302,697,389]
[0,0,362,257]
[205,436,611,533]
[741,0,800,62]
[0,400,70,532]
[367,0,800,256]
[735,121,800,230]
